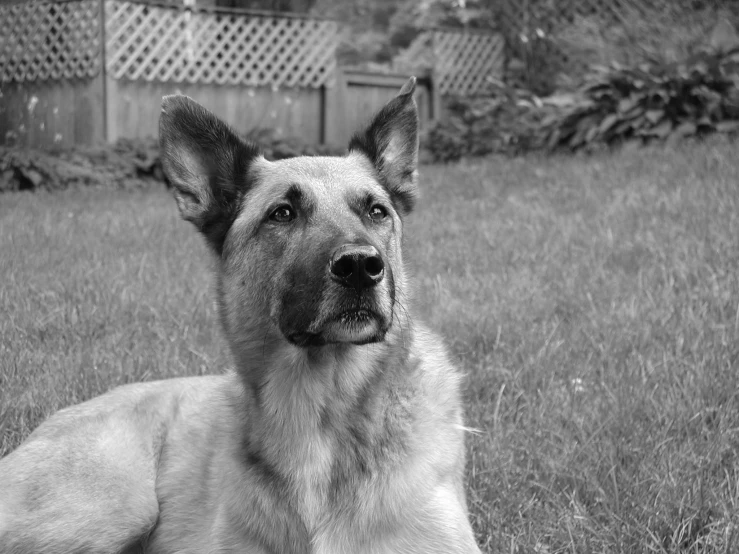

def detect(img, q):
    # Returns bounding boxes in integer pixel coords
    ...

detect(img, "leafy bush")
[422,82,568,163]
[423,116,469,164]
[0,132,345,193]
[425,46,739,163]
[0,137,164,193]
[544,46,739,152]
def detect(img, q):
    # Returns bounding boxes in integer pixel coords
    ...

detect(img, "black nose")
[330,245,385,291]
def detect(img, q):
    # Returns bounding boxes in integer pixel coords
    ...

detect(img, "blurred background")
[2,0,739,190]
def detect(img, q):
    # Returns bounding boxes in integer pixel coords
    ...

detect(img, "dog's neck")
[227,316,415,526]
[234,318,413,437]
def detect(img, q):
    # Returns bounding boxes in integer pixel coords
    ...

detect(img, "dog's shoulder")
[406,324,470,489]
[410,323,466,412]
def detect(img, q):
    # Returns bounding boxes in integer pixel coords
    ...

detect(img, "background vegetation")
[2,138,739,552]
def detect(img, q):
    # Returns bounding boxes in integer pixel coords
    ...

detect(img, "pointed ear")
[348,77,419,214]
[159,95,260,254]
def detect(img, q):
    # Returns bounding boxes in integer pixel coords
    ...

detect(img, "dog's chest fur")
[242,342,423,541]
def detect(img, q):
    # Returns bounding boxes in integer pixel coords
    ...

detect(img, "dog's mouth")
[336,308,374,324]
[286,308,388,347]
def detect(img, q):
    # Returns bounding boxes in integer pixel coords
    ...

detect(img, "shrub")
[0,137,164,193]
[544,46,739,152]
[422,83,569,163]
[0,131,346,193]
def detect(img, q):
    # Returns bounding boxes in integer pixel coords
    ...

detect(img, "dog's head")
[159,79,418,352]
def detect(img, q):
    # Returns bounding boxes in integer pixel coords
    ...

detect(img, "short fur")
[0,78,481,554]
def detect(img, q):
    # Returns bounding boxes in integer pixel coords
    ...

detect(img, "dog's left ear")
[349,77,419,214]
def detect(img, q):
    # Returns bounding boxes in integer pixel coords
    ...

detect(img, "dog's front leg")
[0,387,165,553]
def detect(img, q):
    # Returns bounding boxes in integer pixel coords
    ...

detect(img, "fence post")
[319,84,327,145]
[322,66,347,147]
[428,67,441,122]
[99,0,108,142]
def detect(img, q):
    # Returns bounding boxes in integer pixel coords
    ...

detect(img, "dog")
[0,78,481,554]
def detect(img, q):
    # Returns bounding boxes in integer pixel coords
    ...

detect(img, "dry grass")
[2,138,739,552]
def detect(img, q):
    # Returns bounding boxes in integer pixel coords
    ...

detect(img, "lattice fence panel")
[433,31,505,96]
[396,30,505,96]
[0,0,102,83]
[105,0,338,88]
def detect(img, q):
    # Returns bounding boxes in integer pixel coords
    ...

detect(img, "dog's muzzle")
[280,243,392,348]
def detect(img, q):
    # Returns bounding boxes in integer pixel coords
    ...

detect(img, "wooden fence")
[0,0,106,146]
[104,1,337,87]
[0,0,343,148]
[103,0,339,146]
[0,0,490,149]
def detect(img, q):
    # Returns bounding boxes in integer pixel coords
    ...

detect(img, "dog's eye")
[368,205,387,221]
[270,206,295,223]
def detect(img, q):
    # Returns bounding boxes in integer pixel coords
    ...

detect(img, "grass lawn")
[2,139,739,553]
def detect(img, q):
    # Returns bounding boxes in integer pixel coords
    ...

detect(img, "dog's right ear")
[159,95,260,254]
